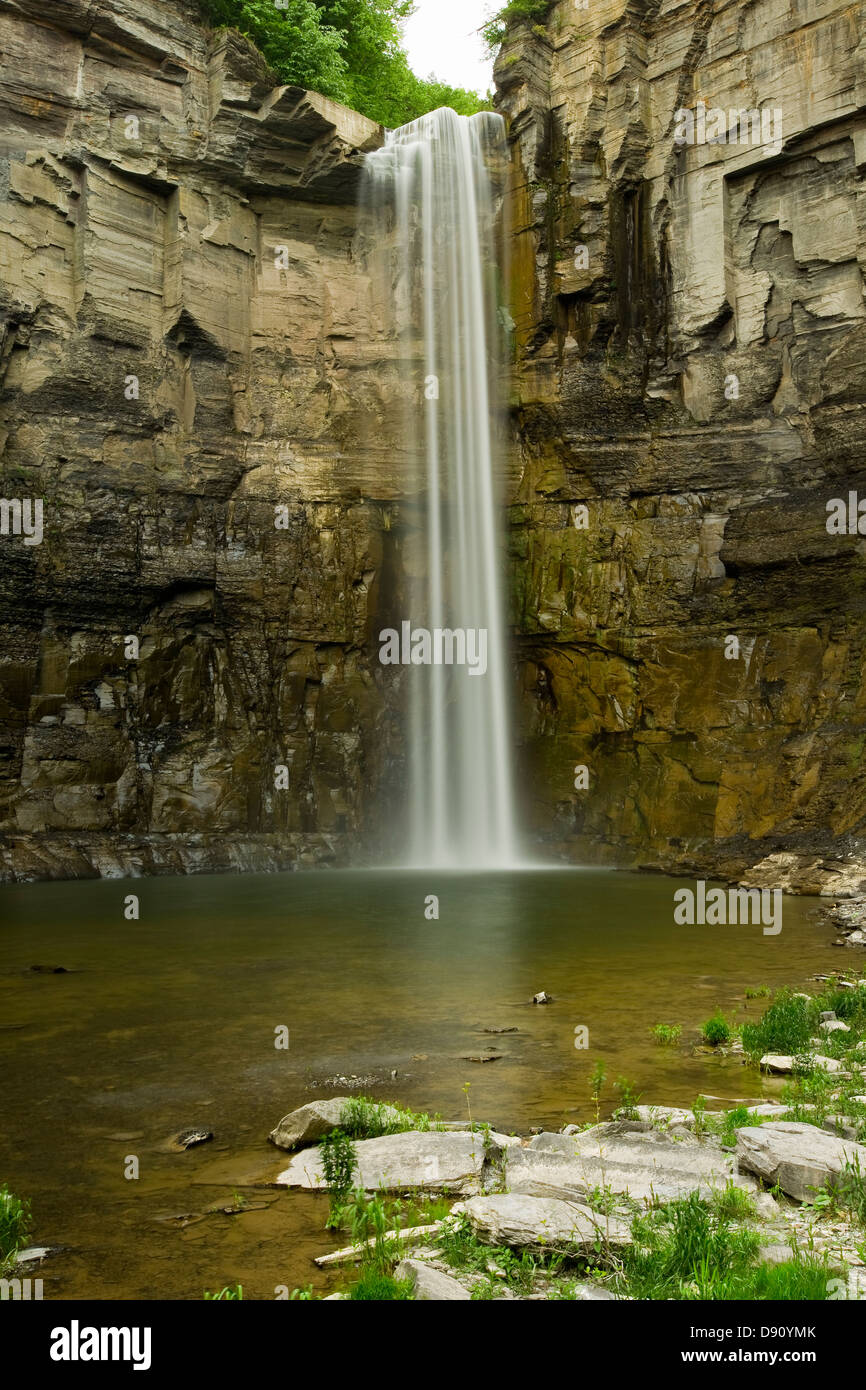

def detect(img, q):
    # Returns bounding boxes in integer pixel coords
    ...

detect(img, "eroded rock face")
[0,0,416,880]
[3,0,865,883]
[498,0,866,880]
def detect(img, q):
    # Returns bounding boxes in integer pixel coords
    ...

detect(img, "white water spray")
[364,108,518,869]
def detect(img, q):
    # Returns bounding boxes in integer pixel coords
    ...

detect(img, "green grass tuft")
[0,1184,30,1269]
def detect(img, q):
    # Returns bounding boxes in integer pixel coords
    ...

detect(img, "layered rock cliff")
[498,0,866,889]
[1,0,865,888]
[0,0,408,878]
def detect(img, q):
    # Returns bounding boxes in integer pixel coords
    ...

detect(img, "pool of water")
[0,868,840,1299]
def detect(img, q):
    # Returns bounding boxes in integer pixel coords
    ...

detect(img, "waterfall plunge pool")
[0,867,840,1298]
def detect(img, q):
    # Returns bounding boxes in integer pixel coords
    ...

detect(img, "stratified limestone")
[0,0,416,880]
[506,1122,756,1204]
[498,0,866,882]
[274,1129,515,1195]
[736,1121,866,1202]
[3,0,865,882]
[454,1191,632,1253]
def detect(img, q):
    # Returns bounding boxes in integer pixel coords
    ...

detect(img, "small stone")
[172,1128,213,1150]
[532,991,552,1005]
[758,1244,795,1266]
[394,1258,471,1301]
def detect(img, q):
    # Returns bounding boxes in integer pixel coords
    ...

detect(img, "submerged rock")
[736,1122,866,1203]
[170,1128,213,1151]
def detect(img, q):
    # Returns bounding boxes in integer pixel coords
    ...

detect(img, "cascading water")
[363,108,518,870]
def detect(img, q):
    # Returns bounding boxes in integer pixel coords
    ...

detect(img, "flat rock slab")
[735,1122,866,1202]
[506,1123,753,1205]
[634,1105,698,1129]
[455,1193,632,1254]
[275,1130,508,1194]
[395,1258,472,1301]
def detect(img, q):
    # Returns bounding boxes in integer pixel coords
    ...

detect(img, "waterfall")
[363,108,518,870]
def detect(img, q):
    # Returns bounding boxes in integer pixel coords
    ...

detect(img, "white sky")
[403,0,496,95]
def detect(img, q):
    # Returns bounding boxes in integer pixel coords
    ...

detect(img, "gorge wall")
[0,0,412,879]
[499,0,866,890]
[1,0,864,888]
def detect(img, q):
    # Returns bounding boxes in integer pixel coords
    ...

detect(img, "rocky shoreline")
[261,968,866,1301]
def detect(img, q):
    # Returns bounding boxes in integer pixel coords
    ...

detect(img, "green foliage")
[620,1192,831,1300]
[589,1060,606,1122]
[820,984,866,1029]
[651,1023,682,1046]
[320,1128,357,1226]
[0,1185,30,1269]
[718,1104,754,1146]
[741,989,815,1059]
[338,1186,415,1299]
[613,1075,642,1119]
[437,1213,547,1295]
[204,1283,243,1299]
[744,985,772,1000]
[349,1270,413,1299]
[701,1011,732,1047]
[691,1093,708,1137]
[709,1181,757,1222]
[199,1,347,93]
[338,1096,436,1139]
[481,0,551,54]
[321,0,487,127]
[621,1193,759,1300]
[838,1153,866,1228]
[740,1259,833,1300]
[198,0,487,127]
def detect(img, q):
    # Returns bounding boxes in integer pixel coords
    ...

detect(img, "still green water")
[0,869,840,1299]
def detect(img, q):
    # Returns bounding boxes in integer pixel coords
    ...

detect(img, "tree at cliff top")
[481,0,551,55]
[198,0,489,127]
